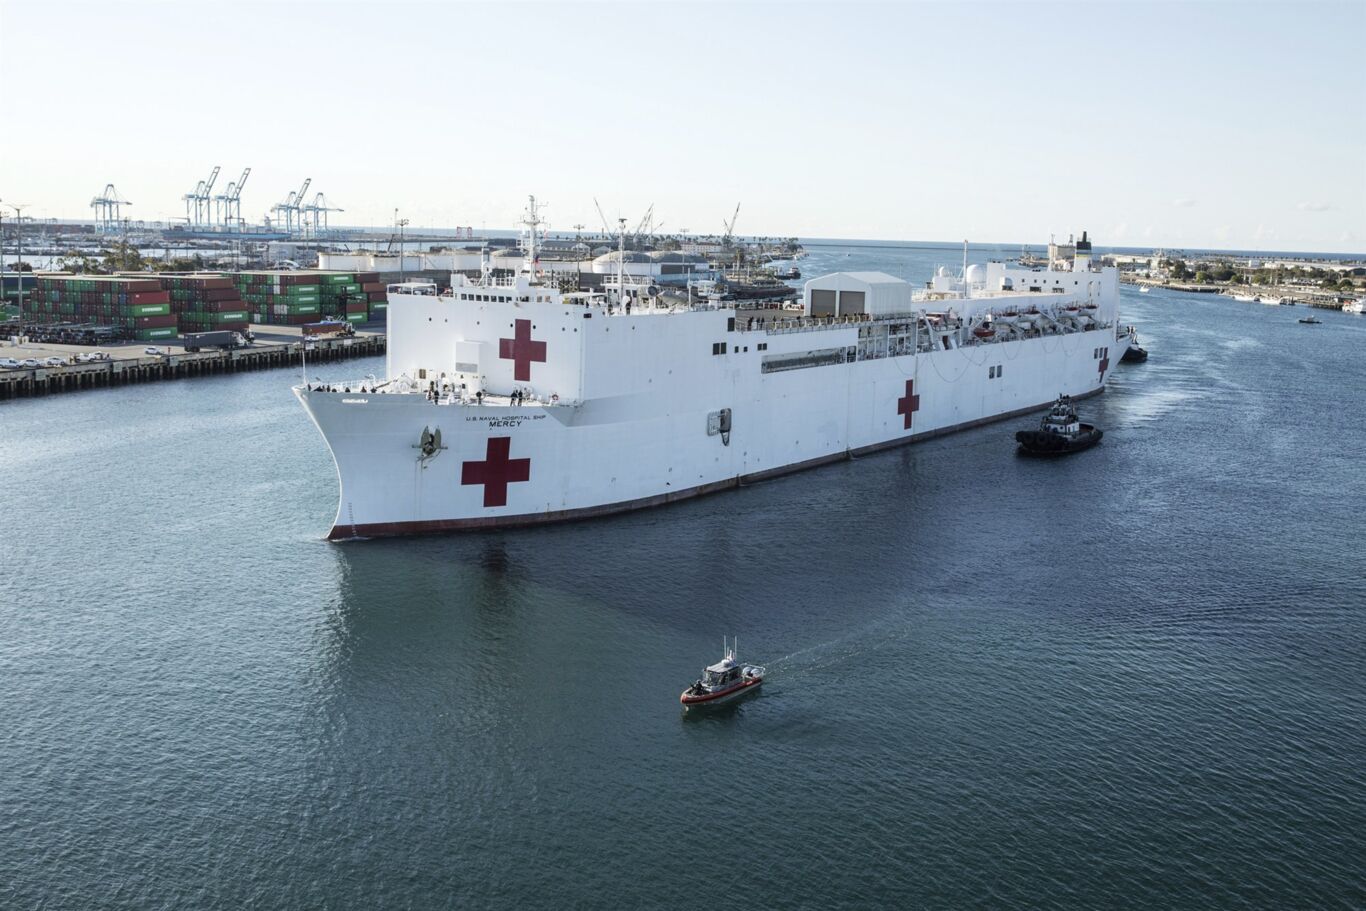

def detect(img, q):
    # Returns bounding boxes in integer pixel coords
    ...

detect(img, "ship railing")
[455,274,521,290]
[763,313,874,334]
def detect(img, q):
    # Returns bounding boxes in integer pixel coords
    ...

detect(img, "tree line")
[1163,258,1361,291]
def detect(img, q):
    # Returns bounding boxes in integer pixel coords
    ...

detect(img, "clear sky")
[1,0,1362,253]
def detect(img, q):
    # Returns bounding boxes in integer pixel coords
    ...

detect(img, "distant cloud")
[1172,198,1197,208]
[1297,202,1333,212]
[1341,231,1357,244]
[1214,225,1232,241]
[1112,222,1129,239]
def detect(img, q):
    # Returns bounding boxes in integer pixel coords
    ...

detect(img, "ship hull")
[680,677,763,708]
[297,325,1126,539]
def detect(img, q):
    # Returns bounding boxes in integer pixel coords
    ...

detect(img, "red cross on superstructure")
[897,380,921,430]
[461,437,531,507]
[499,319,547,382]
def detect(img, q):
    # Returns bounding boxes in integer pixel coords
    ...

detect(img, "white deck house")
[802,271,912,318]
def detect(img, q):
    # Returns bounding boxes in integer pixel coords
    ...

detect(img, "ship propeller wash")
[296,210,1129,539]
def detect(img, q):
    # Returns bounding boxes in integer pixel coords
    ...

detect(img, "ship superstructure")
[296,204,1129,539]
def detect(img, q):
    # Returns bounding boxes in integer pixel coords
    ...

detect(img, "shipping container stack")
[314,272,369,325]
[357,271,387,323]
[128,273,251,334]
[27,275,177,340]
[229,272,322,326]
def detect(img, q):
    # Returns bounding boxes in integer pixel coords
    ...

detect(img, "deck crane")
[90,184,131,234]
[722,202,741,245]
[213,167,251,229]
[594,198,611,239]
[633,204,655,239]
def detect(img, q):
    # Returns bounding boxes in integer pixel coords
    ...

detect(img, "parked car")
[42,356,65,367]
[0,358,20,369]
[88,351,110,361]
[20,358,40,368]
[144,346,163,356]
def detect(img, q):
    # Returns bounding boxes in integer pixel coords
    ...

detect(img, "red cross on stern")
[499,319,547,382]
[461,437,531,507]
[897,380,921,430]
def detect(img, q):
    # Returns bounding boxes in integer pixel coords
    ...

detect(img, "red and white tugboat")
[680,638,765,710]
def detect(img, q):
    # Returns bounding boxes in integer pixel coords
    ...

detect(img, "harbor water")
[2,242,1364,909]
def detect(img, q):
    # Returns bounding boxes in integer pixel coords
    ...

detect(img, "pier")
[0,331,385,400]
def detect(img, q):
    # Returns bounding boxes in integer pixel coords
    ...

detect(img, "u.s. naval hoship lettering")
[295,201,1130,539]
[466,413,547,428]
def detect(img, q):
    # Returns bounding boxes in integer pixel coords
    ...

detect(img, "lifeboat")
[681,638,765,709]
[972,324,996,339]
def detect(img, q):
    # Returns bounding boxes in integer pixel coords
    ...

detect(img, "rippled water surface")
[2,243,1364,909]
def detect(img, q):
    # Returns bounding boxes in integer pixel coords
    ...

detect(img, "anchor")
[412,425,448,468]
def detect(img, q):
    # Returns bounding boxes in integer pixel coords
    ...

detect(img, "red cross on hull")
[897,380,921,430]
[499,319,547,382]
[461,437,531,507]
[1098,347,1110,381]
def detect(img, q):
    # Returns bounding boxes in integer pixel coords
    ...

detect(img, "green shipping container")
[130,302,172,317]
[136,327,178,340]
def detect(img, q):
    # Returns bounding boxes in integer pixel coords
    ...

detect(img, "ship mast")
[962,239,970,299]
[616,217,627,308]
[521,195,542,282]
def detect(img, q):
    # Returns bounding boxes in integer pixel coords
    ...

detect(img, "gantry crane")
[201,166,220,225]
[89,184,131,234]
[301,192,343,236]
[213,167,251,229]
[182,166,220,227]
[183,179,204,226]
[271,178,312,236]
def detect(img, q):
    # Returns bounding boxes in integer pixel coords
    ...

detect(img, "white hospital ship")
[296,200,1130,539]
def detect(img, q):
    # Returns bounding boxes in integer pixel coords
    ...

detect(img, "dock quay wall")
[0,334,385,400]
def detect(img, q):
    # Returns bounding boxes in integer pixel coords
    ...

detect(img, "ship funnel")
[1074,230,1093,272]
